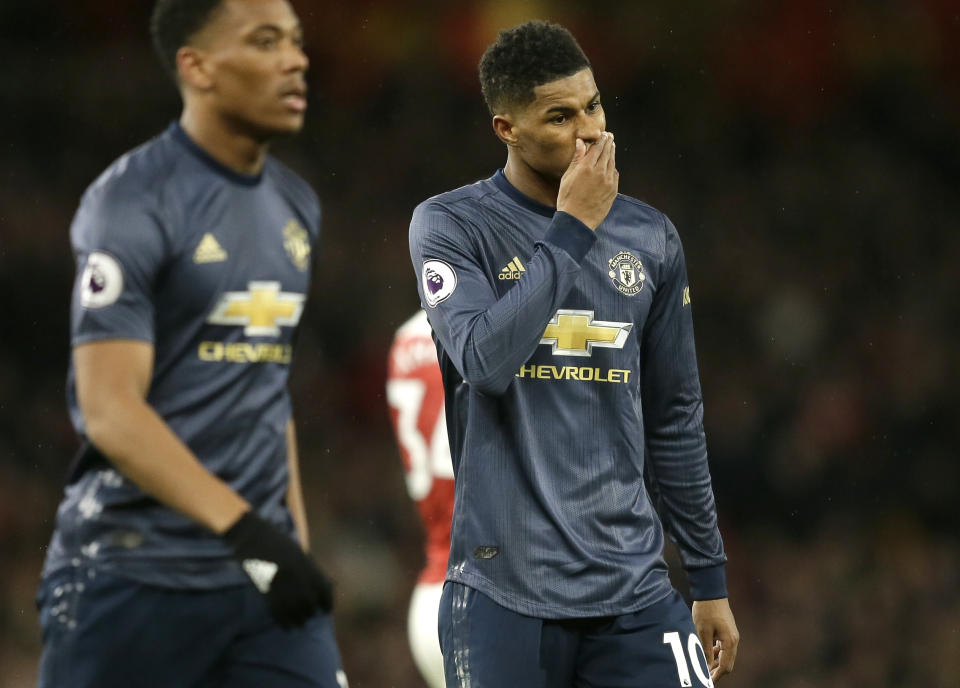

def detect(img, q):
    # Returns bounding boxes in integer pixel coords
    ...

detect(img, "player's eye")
[587,101,601,113]
[251,34,280,50]
[550,114,567,124]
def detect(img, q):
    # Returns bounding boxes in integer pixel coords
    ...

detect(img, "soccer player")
[408,21,740,687]
[386,310,455,688]
[36,1,347,686]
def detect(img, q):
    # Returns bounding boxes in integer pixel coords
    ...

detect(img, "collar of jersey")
[169,122,263,187]
[492,169,556,219]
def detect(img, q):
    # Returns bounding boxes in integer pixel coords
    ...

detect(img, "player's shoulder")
[81,127,181,215]
[71,127,185,252]
[410,177,500,254]
[413,176,499,223]
[612,193,681,258]
[614,193,670,229]
[263,156,320,224]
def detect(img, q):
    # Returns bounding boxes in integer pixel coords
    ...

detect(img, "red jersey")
[387,311,454,584]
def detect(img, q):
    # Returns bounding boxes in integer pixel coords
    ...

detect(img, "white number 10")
[663,632,713,687]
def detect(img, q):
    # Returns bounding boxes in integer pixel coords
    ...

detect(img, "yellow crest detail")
[283,220,311,272]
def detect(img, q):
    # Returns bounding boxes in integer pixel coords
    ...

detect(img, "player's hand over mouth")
[556,131,619,230]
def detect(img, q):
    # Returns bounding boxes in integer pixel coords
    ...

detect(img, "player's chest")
[160,191,312,313]
[482,221,659,326]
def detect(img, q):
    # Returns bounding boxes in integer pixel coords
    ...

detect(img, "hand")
[223,511,334,628]
[556,131,619,230]
[692,597,739,683]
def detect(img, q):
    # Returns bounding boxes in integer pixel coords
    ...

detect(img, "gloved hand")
[223,511,333,628]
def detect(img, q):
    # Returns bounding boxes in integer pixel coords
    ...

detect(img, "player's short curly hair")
[150,0,227,80]
[479,21,592,115]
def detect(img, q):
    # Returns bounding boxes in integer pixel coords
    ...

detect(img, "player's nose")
[576,115,602,146]
[283,41,309,73]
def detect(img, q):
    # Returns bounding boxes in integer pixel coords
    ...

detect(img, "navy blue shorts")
[36,565,347,688]
[439,582,714,688]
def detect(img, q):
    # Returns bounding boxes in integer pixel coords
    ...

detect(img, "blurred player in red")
[386,311,454,688]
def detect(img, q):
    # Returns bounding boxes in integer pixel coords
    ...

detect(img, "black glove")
[223,511,333,628]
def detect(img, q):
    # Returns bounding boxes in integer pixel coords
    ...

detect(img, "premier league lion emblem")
[608,250,645,296]
[88,266,106,294]
[421,259,457,307]
[425,267,444,295]
[80,251,124,309]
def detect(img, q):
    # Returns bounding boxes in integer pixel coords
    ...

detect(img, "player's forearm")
[646,437,728,599]
[83,395,249,534]
[454,251,576,394]
[416,210,595,395]
[643,386,726,573]
[285,420,310,550]
[646,425,726,564]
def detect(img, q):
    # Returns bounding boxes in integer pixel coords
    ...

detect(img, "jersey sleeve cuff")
[687,564,728,600]
[541,211,596,264]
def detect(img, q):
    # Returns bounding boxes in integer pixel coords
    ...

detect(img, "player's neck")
[179,109,269,176]
[503,155,560,209]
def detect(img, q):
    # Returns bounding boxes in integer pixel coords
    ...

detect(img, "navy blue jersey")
[409,171,726,619]
[43,123,320,589]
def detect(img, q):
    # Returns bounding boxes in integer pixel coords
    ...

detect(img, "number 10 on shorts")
[663,631,713,687]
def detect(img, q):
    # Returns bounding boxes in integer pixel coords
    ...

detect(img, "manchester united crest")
[283,220,311,272]
[608,250,645,296]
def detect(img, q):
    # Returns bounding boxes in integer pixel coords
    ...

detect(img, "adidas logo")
[498,256,526,280]
[193,233,228,264]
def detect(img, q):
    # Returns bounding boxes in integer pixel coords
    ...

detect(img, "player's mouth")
[280,84,307,113]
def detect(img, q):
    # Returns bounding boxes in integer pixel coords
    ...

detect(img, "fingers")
[606,132,617,174]
[569,131,616,169]
[710,631,740,683]
[556,130,619,229]
[708,641,723,682]
[572,137,587,164]
[720,633,739,675]
[710,644,729,682]
[587,131,611,166]
[691,598,739,683]
[594,133,618,191]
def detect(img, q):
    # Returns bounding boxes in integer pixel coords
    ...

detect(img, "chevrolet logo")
[207,281,305,336]
[540,309,632,357]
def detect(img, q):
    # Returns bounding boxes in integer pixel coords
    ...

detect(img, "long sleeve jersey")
[408,170,727,619]
[44,123,319,589]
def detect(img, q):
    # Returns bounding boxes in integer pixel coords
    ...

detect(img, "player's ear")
[492,114,519,147]
[176,46,214,91]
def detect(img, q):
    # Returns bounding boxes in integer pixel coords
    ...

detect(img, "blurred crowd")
[1,0,957,685]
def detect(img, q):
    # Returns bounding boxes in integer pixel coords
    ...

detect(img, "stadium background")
[1,0,958,685]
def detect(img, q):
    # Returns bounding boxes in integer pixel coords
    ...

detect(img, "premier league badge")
[80,251,124,309]
[421,259,457,308]
[608,250,645,296]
